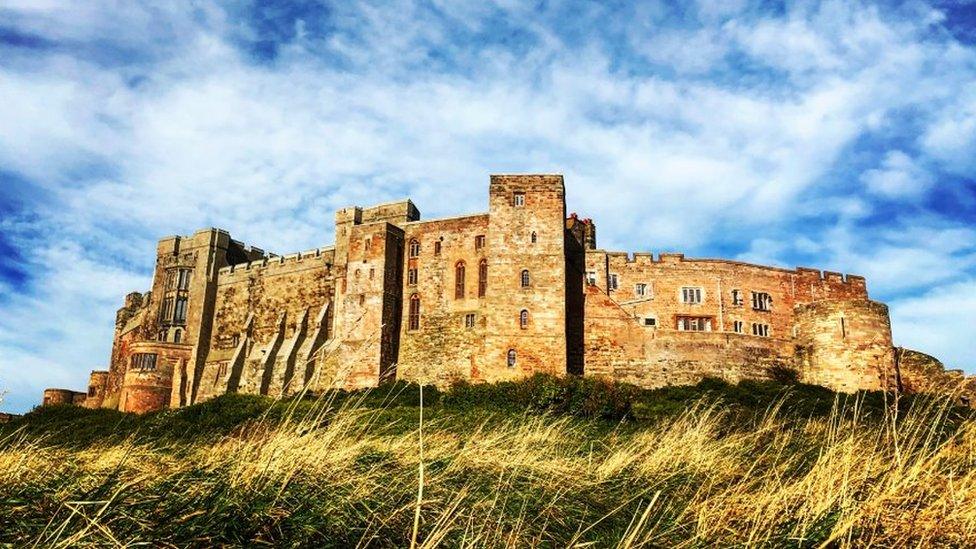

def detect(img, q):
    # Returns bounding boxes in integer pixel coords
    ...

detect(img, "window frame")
[681,286,703,304]
[520,269,531,288]
[455,261,466,299]
[408,294,421,331]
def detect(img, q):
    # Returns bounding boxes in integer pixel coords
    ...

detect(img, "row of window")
[675,316,771,337]
[131,353,158,372]
[591,275,775,312]
[406,296,531,331]
[406,232,538,259]
[406,262,533,296]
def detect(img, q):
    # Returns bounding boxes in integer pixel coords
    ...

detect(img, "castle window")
[160,297,174,324]
[733,320,744,333]
[131,353,158,372]
[520,269,531,288]
[751,323,770,337]
[520,309,529,329]
[408,268,418,286]
[681,287,702,304]
[635,283,648,297]
[455,261,466,299]
[359,294,366,306]
[531,231,537,244]
[513,192,525,207]
[174,296,188,323]
[475,235,486,250]
[232,334,240,348]
[408,294,420,330]
[434,241,441,256]
[364,238,372,252]
[609,274,619,291]
[643,317,656,327]
[731,289,743,306]
[677,316,712,331]
[751,292,772,312]
[88,386,96,397]
[409,239,420,258]
[507,349,517,368]
[478,259,488,297]
[173,329,182,344]
[586,271,597,285]
[840,317,846,338]
[464,313,476,329]
[165,270,177,290]
[177,269,191,290]
[158,329,168,342]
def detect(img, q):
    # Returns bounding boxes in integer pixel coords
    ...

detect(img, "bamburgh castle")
[44,175,974,413]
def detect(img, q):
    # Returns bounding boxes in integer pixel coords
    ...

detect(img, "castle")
[43,175,974,413]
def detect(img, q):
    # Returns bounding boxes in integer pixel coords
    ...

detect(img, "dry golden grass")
[2,392,975,547]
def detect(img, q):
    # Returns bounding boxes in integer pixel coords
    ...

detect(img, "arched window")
[520,269,530,288]
[507,349,517,368]
[531,231,537,244]
[408,294,420,330]
[478,259,488,297]
[519,309,529,329]
[455,261,466,299]
[173,329,182,344]
[409,239,420,258]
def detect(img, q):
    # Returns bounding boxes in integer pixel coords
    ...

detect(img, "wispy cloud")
[1,0,974,412]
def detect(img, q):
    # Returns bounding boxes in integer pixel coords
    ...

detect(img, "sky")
[1,0,975,413]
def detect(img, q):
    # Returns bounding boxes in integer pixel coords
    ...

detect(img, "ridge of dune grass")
[2,375,974,546]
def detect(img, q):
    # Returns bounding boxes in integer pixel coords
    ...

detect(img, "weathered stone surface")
[42,174,973,412]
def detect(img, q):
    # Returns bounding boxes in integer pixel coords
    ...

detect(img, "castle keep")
[44,175,974,413]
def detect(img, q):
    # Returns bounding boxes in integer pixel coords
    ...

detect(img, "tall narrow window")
[407,268,418,286]
[478,259,488,297]
[475,235,485,250]
[609,274,619,291]
[519,309,529,329]
[408,294,420,330]
[434,241,441,255]
[731,289,743,306]
[173,329,182,344]
[455,261,466,299]
[409,239,420,258]
[530,231,537,244]
[733,320,744,333]
[521,269,530,288]
[507,349,517,368]
[364,238,372,251]
[177,269,191,290]
[174,297,188,323]
[513,192,525,207]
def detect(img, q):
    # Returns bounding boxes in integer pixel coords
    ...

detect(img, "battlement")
[217,246,335,281]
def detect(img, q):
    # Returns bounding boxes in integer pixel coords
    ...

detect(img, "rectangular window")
[464,313,476,328]
[609,273,619,291]
[586,271,597,285]
[165,270,177,290]
[643,317,656,327]
[475,235,485,250]
[751,291,772,311]
[635,283,648,297]
[131,353,158,372]
[513,192,525,207]
[733,320,744,333]
[751,323,770,337]
[731,289,743,306]
[174,297,188,323]
[160,297,174,324]
[434,241,441,255]
[407,268,418,286]
[676,316,712,331]
[681,287,702,304]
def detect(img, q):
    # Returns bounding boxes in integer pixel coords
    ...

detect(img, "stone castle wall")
[42,174,973,413]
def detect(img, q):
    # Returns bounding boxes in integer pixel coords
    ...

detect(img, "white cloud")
[889,279,976,371]
[860,150,933,198]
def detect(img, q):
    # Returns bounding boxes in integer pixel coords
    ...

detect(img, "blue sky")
[1,0,975,413]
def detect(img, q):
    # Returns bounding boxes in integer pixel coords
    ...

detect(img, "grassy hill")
[2,375,974,547]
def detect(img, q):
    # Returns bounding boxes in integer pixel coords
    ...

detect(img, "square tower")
[483,175,568,380]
